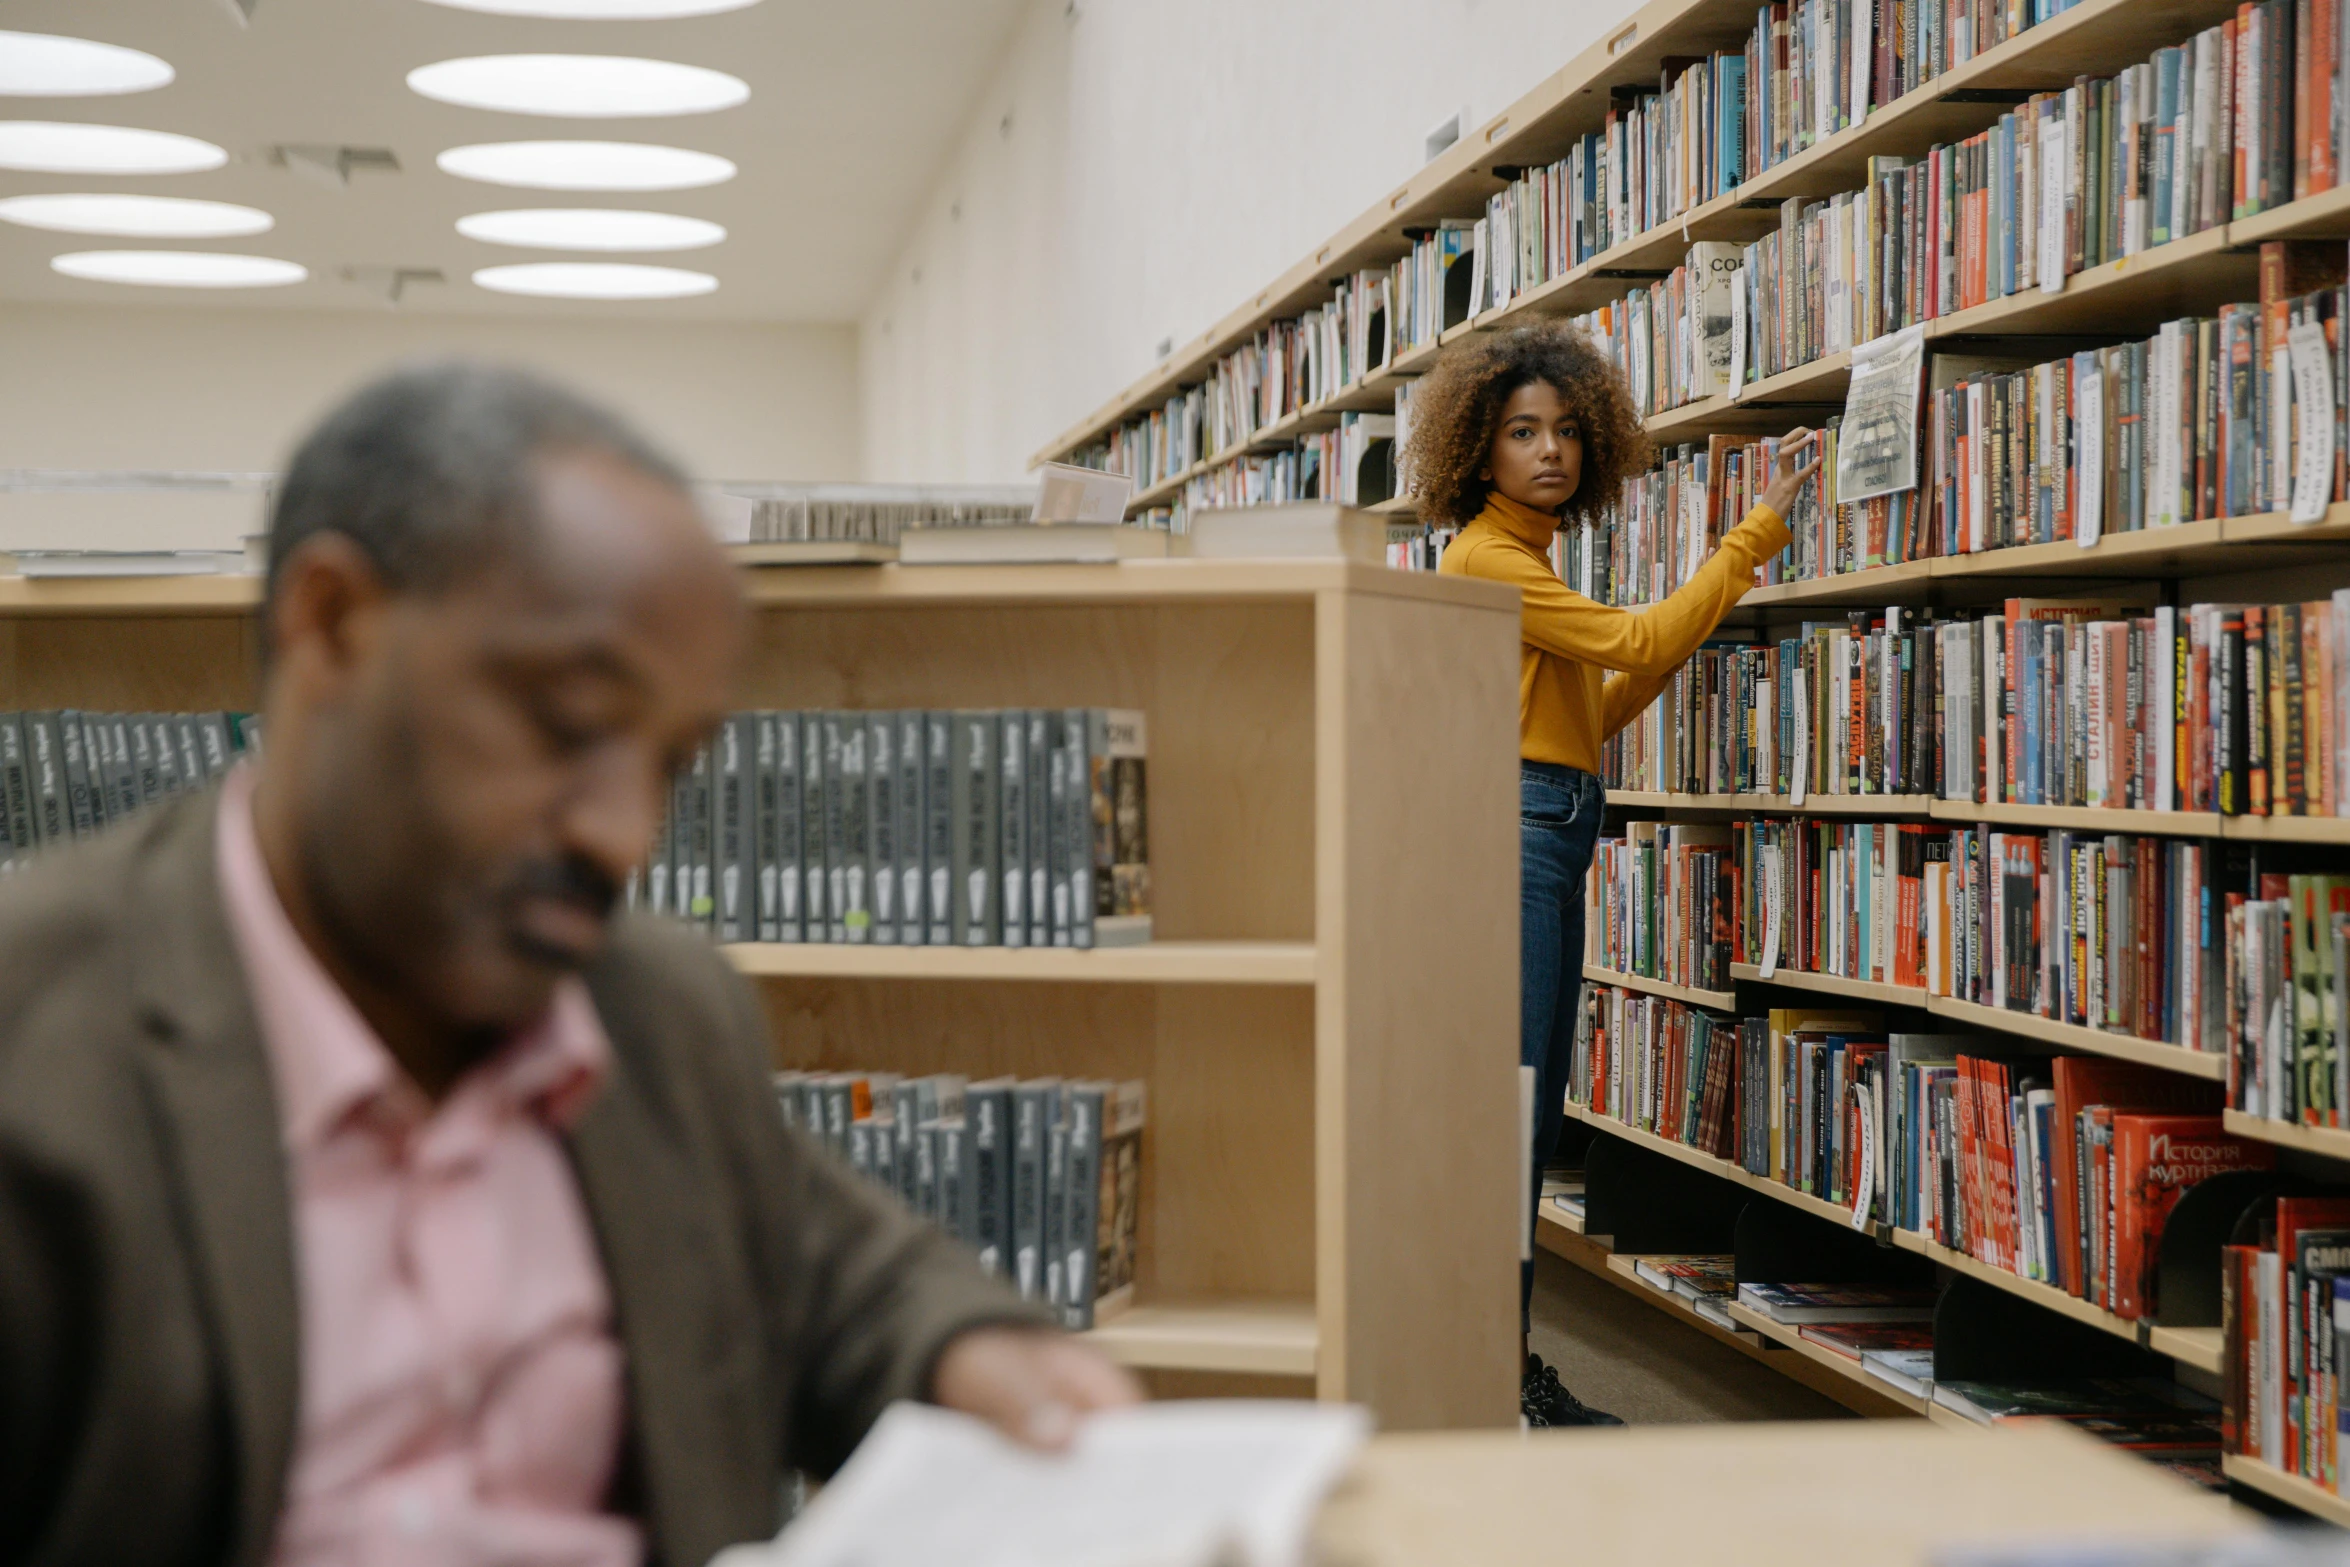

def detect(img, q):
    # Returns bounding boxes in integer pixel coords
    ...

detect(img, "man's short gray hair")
[267,360,691,606]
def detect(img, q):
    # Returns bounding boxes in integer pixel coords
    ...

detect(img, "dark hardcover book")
[913,1120,940,1223]
[891,1080,922,1207]
[796,712,825,942]
[686,742,715,926]
[839,716,870,944]
[1087,709,1152,945]
[1027,709,1051,947]
[25,714,65,846]
[821,1076,852,1160]
[97,718,136,826]
[715,714,752,943]
[146,716,184,798]
[925,712,954,946]
[57,711,95,839]
[869,1110,897,1196]
[846,1117,875,1184]
[999,709,1028,949]
[197,713,233,780]
[820,714,848,942]
[124,717,160,806]
[1062,709,1092,948]
[896,709,925,946]
[772,1070,802,1131]
[795,1077,825,1148]
[950,710,998,946]
[938,1116,972,1245]
[867,712,897,945]
[1046,714,1072,947]
[172,716,205,788]
[967,1078,1015,1278]
[1061,1082,1107,1330]
[0,716,37,854]
[1043,1111,1071,1309]
[1012,1078,1057,1301]
[754,712,786,942]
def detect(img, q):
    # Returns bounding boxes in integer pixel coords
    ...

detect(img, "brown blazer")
[0,789,1042,1567]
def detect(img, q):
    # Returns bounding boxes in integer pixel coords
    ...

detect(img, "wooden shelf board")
[1732,962,1928,1009]
[1891,1228,2146,1345]
[0,572,261,615]
[1739,557,1931,607]
[730,558,1518,612]
[1580,963,1736,1009]
[1366,495,1417,516]
[1927,801,2224,836]
[2227,185,2350,246]
[1083,1299,1317,1376]
[1725,1300,1933,1417]
[2224,814,2350,845]
[2220,1453,2350,1527]
[2224,501,2350,545]
[2222,1109,2350,1162]
[1542,1196,1587,1236]
[1124,461,1207,513]
[1924,995,2227,1080]
[1609,789,1933,817]
[2144,1324,2224,1376]
[1929,517,2232,581]
[1565,1099,1883,1236]
[724,938,1316,986]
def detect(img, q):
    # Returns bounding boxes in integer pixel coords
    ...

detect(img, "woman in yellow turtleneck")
[1412,320,1818,1427]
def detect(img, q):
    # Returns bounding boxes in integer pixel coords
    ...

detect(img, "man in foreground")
[0,362,1136,1567]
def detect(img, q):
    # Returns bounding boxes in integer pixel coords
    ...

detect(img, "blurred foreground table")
[1314,1422,2248,1567]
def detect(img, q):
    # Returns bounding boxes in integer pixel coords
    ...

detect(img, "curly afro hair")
[1404,320,1651,528]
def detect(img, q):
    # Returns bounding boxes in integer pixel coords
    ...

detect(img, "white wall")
[858,0,1638,483]
[0,303,860,549]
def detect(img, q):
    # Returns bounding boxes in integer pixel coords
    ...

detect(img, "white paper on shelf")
[1790,665,1809,806]
[2037,118,2067,295]
[717,1401,1373,1567]
[2289,319,2337,523]
[1850,1080,1876,1230]
[1760,855,1783,980]
[2074,364,2104,547]
[1835,324,1927,504]
[1728,284,1748,400]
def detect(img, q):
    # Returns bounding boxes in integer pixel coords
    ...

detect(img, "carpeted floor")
[1525,1248,1856,1424]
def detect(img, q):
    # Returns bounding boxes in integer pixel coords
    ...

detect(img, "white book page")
[722,1402,1371,1567]
[2075,363,2105,546]
[2289,319,2337,522]
[2038,117,2068,295]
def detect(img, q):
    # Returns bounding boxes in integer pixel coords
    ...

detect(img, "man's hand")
[1757,426,1824,520]
[931,1326,1143,1451]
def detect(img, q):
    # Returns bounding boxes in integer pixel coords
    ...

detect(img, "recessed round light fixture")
[0,121,224,175]
[417,0,760,17]
[0,193,271,238]
[473,261,715,299]
[457,207,722,251]
[408,55,748,118]
[0,32,175,97]
[52,250,306,289]
[438,139,734,191]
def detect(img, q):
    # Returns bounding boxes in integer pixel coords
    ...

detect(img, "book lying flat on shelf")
[1797,1322,1935,1360]
[1632,1254,1737,1302]
[713,1401,1370,1567]
[1178,503,1386,564]
[1736,1282,1938,1324]
[1861,1346,1936,1399]
[7,549,253,578]
[897,524,1170,565]
[1931,1378,2216,1426]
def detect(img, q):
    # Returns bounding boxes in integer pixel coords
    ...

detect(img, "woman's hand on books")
[1757,427,1823,523]
[931,1325,1144,1451]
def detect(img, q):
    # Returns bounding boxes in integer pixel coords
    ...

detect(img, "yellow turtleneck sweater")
[1438,490,1792,772]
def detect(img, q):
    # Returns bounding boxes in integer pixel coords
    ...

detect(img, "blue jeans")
[1521,761,1603,1331]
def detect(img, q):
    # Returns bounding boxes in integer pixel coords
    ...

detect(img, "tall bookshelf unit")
[1031,0,2350,1517]
[0,557,1525,1433]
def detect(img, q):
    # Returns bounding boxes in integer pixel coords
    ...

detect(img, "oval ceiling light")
[417,0,760,16]
[408,55,748,118]
[438,139,733,191]
[0,121,224,175]
[473,261,715,299]
[52,250,306,289]
[0,193,270,238]
[0,31,175,97]
[458,207,722,251]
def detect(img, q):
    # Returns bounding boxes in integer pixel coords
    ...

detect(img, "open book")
[711,1400,1370,1567]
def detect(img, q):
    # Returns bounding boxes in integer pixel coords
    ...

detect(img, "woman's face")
[1483,380,1582,514]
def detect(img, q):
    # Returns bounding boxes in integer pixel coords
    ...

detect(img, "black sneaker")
[1523,1354,1625,1427]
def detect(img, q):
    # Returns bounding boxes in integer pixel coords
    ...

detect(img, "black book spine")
[801,712,829,942]
[27,714,65,847]
[58,710,95,840]
[925,712,953,946]
[897,710,925,946]
[867,713,897,945]
[754,712,783,943]
[998,710,1026,949]
[0,716,39,856]
[1026,710,1050,948]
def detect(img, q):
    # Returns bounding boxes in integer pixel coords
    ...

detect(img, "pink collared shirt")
[214,768,641,1567]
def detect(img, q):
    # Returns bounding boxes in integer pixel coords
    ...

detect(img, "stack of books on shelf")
[2231,873,2350,1125]
[634,708,1151,950]
[774,1071,1144,1330]
[2223,1195,2350,1492]
[1629,1253,1741,1327]
[0,708,256,867]
[1737,1280,1940,1395]
[1939,1380,2227,1489]
[742,488,1036,545]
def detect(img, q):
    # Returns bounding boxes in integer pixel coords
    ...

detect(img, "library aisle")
[10,0,2350,1560]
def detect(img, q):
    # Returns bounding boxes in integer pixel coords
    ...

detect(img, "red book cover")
[2224,1242,2254,1453]
[2110,1115,2276,1319]
[2050,1058,2223,1299]
[1957,1057,1984,1259]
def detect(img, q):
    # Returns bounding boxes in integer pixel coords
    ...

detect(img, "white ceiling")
[0,0,1029,321]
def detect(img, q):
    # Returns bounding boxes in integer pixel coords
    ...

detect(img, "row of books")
[1596,593,2350,818]
[0,708,257,863]
[741,493,1034,546]
[773,1070,1144,1331]
[2229,873,2350,1127]
[634,708,1151,950]
[1571,988,2273,1317]
[1586,821,1737,992]
[2224,1195,2350,1490]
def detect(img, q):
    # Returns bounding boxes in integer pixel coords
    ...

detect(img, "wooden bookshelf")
[2144,1324,2225,1377]
[1923,997,2228,1081]
[2220,1454,2350,1527]
[1606,789,1934,818]
[1723,1300,1935,1417]
[722,939,1317,986]
[2222,1109,2350,1163]
[1926,801,2225,837]
[1889,1229,2147,1346]
[1579,963,1735,1010]
[1731,962,1927,1009]
[1562,1098,1882,1236]
[1615,787,2350,846]
[0,558,1526,1434]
